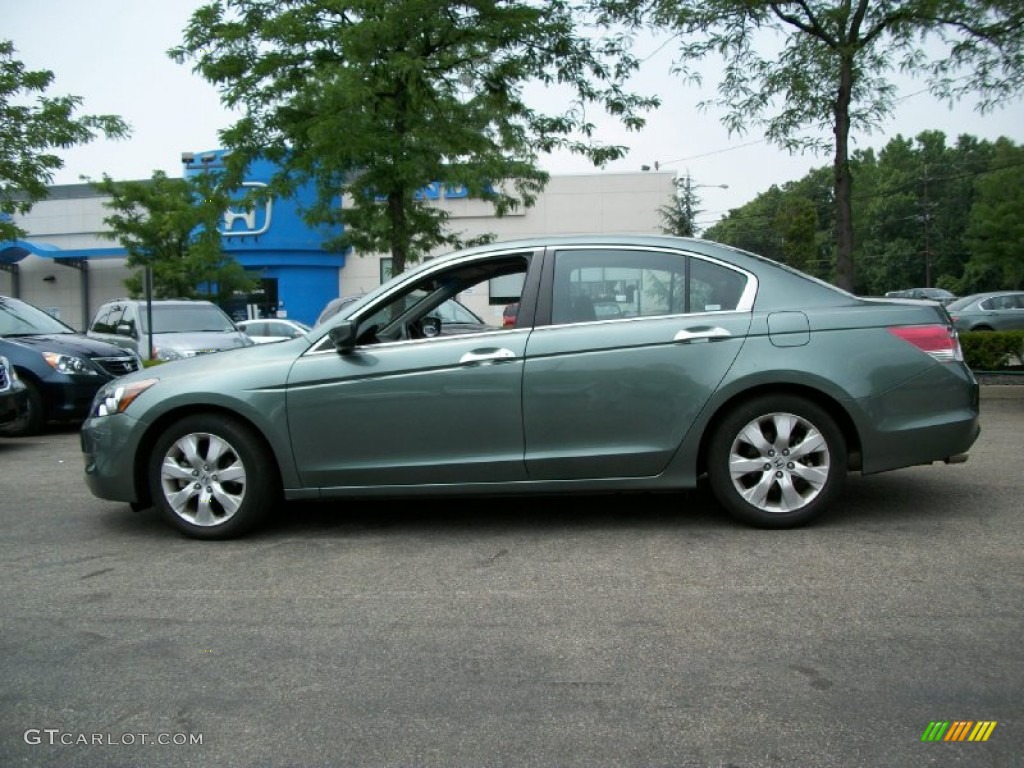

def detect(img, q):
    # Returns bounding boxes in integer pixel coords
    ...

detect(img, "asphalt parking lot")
[1,387,1022,768]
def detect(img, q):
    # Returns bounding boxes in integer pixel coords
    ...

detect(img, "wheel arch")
[696,383,863,478]
[132,404,284,510]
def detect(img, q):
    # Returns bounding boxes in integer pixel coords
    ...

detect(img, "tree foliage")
[658,174,703,237]
[170,0,659,275]
[704,132,1024,296]
[0,40,130,242]
[91,171,254,302]
[593,0,1024,291]
[964,138,1024,290]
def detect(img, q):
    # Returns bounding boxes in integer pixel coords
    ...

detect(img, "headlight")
[153,347,183,361]
[43,351,98,375]
[93,378,159,417]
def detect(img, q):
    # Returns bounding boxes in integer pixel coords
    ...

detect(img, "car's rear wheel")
[148,414,278,539]
[0,377,44,437]
[708,395,846,529]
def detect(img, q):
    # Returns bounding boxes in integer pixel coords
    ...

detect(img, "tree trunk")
[833,56,855,292]
[387,191,408,276]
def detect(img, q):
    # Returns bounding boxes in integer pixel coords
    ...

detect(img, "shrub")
[959,330,1024,371]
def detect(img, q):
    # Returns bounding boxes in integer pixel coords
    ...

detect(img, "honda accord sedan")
[81,235,980,539]
[1,295,141,436]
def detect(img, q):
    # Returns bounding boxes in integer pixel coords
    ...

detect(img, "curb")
[980,384,1024,399]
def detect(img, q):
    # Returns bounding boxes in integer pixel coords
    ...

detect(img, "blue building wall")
[183,150,345,325]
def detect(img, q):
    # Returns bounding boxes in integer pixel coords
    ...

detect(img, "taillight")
[888,325,963,363]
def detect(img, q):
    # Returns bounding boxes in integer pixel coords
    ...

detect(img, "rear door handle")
[673,327,731,343]
[459,348,517,365]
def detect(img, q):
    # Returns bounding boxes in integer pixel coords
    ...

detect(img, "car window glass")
[354,254,529,345]
[552,249,686,324]
[111,306,131,335]
[551,248,747,323]
[690,257,748,312]
[89,306,113,334]
[0,297,76,335]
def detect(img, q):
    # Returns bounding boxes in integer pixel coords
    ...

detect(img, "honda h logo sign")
[221,182,272,237]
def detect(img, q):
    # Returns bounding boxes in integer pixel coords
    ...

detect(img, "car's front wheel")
[708,395,846,529]
[148,414,279,539]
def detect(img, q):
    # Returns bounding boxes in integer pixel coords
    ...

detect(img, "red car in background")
[502,302,519,328]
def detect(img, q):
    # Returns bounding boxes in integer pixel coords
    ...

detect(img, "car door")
[522,245,755,480]
[285,250,538,489]
[993,293,1024,330]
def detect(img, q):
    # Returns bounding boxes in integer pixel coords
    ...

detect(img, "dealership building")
[1,151,676,330]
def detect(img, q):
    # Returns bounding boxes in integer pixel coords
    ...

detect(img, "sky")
[6,0,1024,231]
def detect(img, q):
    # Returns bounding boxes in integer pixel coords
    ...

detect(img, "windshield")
[142,305,237,333]
[0,297,75,335]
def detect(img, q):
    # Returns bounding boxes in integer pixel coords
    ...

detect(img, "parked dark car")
[82,235,979,540]
[87,298,254,362]
[946,291,1024,332]
[884,287,957,305]
[0,355,29,429]
[0,296,141,436]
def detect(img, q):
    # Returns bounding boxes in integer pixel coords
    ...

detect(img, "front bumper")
[41,375,111,422]
[81,413,147,504]
[0,381,30,428]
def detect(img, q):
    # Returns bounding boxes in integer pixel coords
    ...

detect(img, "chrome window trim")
[303,326,520,357]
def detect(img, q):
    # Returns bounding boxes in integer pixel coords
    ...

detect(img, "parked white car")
[236,318,312,344]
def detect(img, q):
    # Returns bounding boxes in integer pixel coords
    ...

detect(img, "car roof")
[103,298,217,306]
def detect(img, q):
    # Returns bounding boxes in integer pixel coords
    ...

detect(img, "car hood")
[130,335,306,381]
[150,331,253,354]
[1,332,134,359]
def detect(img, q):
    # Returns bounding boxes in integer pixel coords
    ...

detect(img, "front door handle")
[673,327,731,343]
[459,348,517,365]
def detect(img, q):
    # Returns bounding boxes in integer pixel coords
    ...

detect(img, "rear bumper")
[855,363,980,475]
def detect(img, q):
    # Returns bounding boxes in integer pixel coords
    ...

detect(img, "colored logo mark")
[921,721,997,742]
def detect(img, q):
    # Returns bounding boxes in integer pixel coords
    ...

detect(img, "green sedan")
[81,235,980,539]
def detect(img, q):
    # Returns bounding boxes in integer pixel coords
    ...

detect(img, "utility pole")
[919,164,936,287]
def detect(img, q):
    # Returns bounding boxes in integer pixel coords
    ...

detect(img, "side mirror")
[328,321,358,353]
[422,316,442,338]
[116,323,134,338]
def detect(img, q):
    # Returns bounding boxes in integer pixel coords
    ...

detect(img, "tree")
[169,0,658,275]
[91,171,254,302]
[659,174,702,236]
[0,40,130,242]
[594,1,1024,291]
[964,138,1024,290]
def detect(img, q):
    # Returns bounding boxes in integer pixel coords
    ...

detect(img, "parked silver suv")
[88,298,254,362]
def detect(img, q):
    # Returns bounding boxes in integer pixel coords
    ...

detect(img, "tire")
[707,395,846,529]
[148,414,279,539]
[0,378,44,438]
